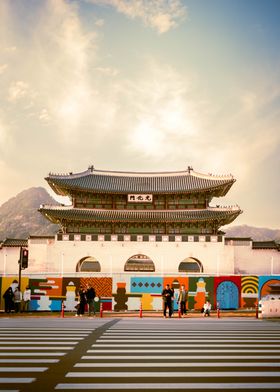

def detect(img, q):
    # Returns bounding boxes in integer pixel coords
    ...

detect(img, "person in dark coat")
[3,287,14,313]
[76,286,87,317]
[161,284,174,318]
[86,284,96,316]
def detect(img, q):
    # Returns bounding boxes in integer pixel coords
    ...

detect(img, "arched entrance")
[178,257,203,273]
[124,254,155,272]
[217,281,239,309]
[76,256,101,272]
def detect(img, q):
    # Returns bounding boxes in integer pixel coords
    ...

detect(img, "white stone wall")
[28,237,230,275]
[1,237,279,277]
[232,245,280,275]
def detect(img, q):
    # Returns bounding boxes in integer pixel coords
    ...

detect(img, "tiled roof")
[252,241,280,250]
[0,238,28,248]
[46,168,235,196]
[39,206,242,225]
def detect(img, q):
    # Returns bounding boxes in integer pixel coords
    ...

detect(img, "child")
[203,300,211,316]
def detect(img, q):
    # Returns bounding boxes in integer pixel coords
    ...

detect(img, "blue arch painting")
[217,281,239,309]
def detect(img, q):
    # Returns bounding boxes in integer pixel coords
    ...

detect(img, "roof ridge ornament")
[88,165,94,172]
[187,166,193,173]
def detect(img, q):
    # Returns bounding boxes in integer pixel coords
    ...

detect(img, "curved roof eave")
[39,206,242,224]
[45,167,236,197]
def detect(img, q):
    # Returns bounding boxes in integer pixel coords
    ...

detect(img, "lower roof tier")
[39,205,242,226]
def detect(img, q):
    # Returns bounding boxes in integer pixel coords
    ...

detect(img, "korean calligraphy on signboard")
[128,194,153,203]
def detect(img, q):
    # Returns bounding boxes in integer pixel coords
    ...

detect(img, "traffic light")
[20,248,29,269]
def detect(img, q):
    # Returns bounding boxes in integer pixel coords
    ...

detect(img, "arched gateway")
[124,254,155,272]
[179,257,203,273]
[76,256,101,272]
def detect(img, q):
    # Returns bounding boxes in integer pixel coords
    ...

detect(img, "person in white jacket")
[22,286,31,312]
[203,300,211,317]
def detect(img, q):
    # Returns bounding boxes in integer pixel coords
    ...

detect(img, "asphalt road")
[0,316,280,391]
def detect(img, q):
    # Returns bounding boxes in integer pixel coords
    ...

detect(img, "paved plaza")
[0,317,280,391]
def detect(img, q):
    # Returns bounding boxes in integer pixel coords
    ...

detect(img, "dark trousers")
[88,299,95,315]
[180,301,186,315]
[77,302,85,315]
[163,301,172,317]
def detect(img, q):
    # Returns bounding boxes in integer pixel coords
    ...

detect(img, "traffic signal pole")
[18,247,22,291]
[18,247,28,290]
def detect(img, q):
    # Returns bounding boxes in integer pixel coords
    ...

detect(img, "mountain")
[224,225,280,241]
[0,187,59,239]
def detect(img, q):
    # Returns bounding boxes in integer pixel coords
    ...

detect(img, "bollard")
[217,306,220,319]
[178,306,181,318]
[139,302,143,318]
[61,301,65,318]
[100,302,103,318]
[255,300,259,319]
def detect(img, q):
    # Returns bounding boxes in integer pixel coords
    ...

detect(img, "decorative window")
[178,257,203,273]
[124,254,155,272]
[76,257,101,272]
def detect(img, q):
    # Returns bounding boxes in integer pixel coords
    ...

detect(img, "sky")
[0,0,280,229]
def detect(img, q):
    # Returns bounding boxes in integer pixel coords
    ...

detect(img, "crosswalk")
[56,319,280,391]
[0,327,93,392]
[1,319,280,391]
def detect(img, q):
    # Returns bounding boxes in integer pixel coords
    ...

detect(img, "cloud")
[95,18,104,27]
[0,64,8,74]
[89,0,187,33]
[8,81,30,102]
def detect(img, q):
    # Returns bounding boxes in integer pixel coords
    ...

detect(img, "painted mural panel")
[131,277,163,293]
[259,276,280,299]
[241,276,258,308]
[216,281,239,309]
[29,277,62,311]
[188,277,214,310]
[163,277,188,311]
[114,282,129,311]
[214,276,241,309]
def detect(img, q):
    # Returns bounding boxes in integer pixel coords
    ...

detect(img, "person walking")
[161,284,174,318]
[178,284,187,316]
[22,286,31,312]
[86,284,96,317]
[13,287,22,313]
[76,286,87,317]
[203,300,211,316]
[3,287,14,313]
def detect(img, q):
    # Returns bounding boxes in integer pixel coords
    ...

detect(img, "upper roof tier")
[46,166,236,197]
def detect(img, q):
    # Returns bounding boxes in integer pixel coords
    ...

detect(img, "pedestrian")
[203,300,211,317]
[161,284,174,318]
[178,284,187,316]
[86,284,96,316]
[13,287,22,313]
[76,286,87,317]
[22,286,31,312]
[3,287,14,313]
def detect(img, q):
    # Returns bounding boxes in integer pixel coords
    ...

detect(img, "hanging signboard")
[128,194,153,203]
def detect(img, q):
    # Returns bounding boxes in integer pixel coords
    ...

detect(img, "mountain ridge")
[0,187,59,240]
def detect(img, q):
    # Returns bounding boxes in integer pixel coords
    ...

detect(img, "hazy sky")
[1,0,280,229]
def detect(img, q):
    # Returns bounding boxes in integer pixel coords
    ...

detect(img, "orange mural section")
[80,277,112,297]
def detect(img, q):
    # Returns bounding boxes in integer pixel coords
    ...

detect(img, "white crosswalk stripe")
[56,319,280,391]
[0,327,92,391]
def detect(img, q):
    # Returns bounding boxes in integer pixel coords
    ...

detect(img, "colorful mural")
[241,276,258,308]
[1,275,280,312]
[259,276,280,299]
